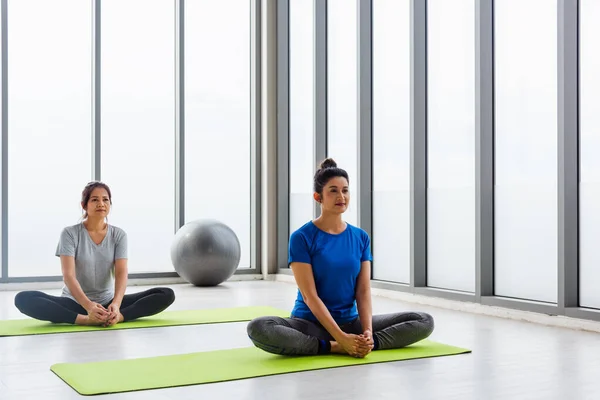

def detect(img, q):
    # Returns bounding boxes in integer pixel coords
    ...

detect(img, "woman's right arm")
[291,262,346,340]
[60,255,95,312]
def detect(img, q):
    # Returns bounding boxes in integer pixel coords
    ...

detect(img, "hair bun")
[319,158,337,170]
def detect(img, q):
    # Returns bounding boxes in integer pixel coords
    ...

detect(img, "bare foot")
[105,311,124,327]
[75,314,105,326]
[330,339,371,358]
[330,341,347,354]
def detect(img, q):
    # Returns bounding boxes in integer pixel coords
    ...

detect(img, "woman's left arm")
[355,260,373,334]
[111,258,128,308]
[111,231,128,309]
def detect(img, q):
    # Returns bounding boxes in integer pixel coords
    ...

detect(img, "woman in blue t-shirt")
[247,159,434,358]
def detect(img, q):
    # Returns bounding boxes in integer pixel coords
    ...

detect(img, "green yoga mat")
[0,306,289,337]
[51,340,471,395]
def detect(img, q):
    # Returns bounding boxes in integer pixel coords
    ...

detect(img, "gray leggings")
[246,311,434,356]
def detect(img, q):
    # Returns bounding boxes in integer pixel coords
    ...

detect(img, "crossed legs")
[14,287,176,325]
[247,311,434,356]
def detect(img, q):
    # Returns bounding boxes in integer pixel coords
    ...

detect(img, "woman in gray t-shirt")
[14,181,175,326]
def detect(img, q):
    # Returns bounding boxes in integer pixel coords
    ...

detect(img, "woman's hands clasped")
[338,330,375,358]
[84,302,123,327]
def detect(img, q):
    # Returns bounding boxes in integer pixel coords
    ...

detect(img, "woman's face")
[84,187,111,218]
[314,176,350,214]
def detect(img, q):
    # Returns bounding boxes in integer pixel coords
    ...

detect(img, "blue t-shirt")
[288,221,373,325]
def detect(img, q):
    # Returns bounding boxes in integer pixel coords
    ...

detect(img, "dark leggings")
[247,311,434,356]
[14,287,175,324]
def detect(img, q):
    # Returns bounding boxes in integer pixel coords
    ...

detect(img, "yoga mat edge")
[0,306,289,337]
[50,340,471,396]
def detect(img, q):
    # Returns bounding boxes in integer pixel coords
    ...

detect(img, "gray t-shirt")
[55,223,128,305]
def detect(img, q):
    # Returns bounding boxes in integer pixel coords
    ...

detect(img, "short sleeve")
[361,232,373,262]
[115,230,128,259]
[288,231,311,265]
[55,228,76,257]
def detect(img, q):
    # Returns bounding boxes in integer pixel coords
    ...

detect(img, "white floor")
[0,280,599,400]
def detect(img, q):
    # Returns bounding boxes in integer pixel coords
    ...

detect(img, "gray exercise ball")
[170,219,241,286]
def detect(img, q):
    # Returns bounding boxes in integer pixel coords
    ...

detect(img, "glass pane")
[372,0,410,284]
[426,0,476,292]
[8,0,92,277]
[494,0,557,302]
[101,0,175,273]
[327,0,358,226]
[184,0,251,268]
[289,0,315,234]
[579,0,600,309]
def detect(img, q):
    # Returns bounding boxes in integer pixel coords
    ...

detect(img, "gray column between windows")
[175,0,185,232]
[357,0,372,243]
[93,0,101,181]
[314,0,327,219]
[475,0,494,299]
[250,0,262,273]
[276,0,290,270]
[261,0,278,276]
[557,0,579,311]
[410,0,427,288]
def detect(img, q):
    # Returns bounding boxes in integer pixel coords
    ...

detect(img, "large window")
[327,0,358,226]
[426,0,476,292]
[289,0,315,234]
[579,0,600,309]
[8,0,92,277]
[101,0,175,273]
[184,0,251,268]
[494,0,557,303]
[371,0,410,284]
